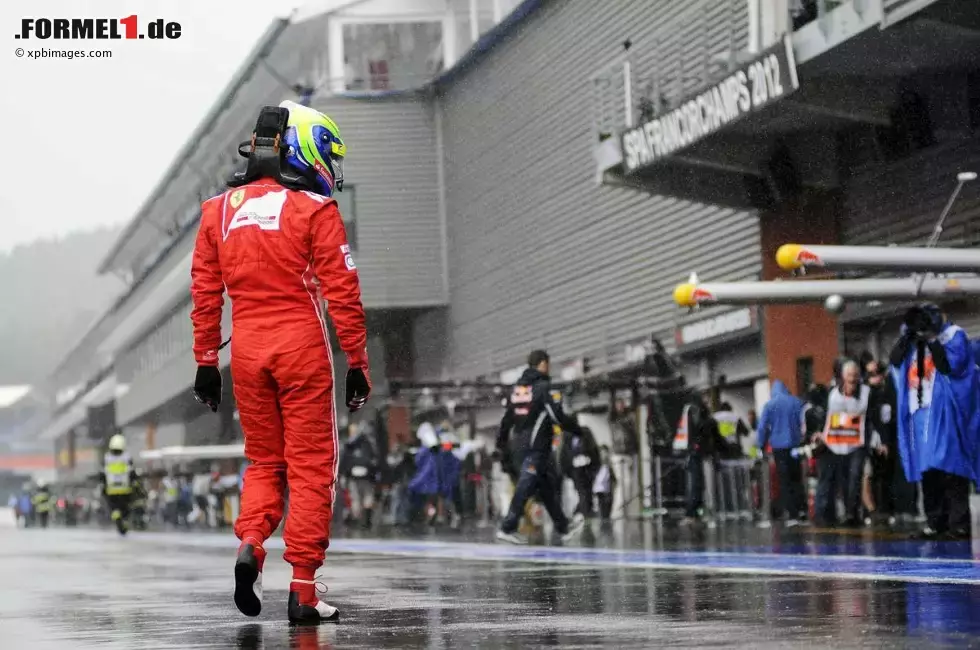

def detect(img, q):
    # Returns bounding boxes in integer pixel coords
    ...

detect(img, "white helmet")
[108,434,126,452]
[417,422,439,448]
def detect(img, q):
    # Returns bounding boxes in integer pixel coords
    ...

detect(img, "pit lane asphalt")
[2,523,980,649]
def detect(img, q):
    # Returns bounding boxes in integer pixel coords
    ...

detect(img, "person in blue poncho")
[889,303,980,540]
[436,427,463,529]
[408,422,441,525]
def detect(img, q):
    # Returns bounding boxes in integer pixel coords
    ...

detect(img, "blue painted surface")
[321,538,980,584]
[907,582,980,637]
[134,530,980,585]
[739,538,976,560]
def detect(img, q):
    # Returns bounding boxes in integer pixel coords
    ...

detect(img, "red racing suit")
[190,178,367,571]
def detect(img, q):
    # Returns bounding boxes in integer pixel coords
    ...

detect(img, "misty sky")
[0,0,300,253]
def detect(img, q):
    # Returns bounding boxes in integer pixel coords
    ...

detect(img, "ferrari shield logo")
[230,189,245,209]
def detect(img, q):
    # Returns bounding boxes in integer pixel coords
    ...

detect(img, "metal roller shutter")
[841,134,980,247]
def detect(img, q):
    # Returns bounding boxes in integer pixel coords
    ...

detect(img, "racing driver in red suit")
[190,101,370,625]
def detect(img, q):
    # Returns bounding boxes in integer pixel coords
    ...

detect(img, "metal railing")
[652,455,772,526]
[592,58,633,141]
[592,0,902,142]
[592,0,749,141]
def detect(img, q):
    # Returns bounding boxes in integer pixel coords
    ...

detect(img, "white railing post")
[748,0,761,54]
[469,0,480,45]
[760,0,791,49]
[638,402,653,511]
[623,59,634,128]
[444,5,458,69]
[328,17,345,94]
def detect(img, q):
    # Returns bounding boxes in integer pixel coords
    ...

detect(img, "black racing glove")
[193,365,222,412]
[346,367,371,412]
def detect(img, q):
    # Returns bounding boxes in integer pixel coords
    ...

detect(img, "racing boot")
[111,509,128,536]
[234,537,266,617]
[288,577,340,625]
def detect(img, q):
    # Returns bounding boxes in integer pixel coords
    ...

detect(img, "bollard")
[715,462,728,521]
[738,461,753,521]
[653,455,666,516]
[477,477,490,529]
[728,465,737,521]
[382,485,399,526]
[757,458,772,528]
[721,461,738,521]
[716,462,728,522]
[702,458,716,528]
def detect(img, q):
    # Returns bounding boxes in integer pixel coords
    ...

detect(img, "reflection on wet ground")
[3,525,980,649]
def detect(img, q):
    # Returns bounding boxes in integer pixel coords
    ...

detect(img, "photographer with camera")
[890,303,980,540]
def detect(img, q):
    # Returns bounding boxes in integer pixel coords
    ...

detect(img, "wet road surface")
[3,524,980,649]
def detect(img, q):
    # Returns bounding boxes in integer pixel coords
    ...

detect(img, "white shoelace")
[291,578,328,597]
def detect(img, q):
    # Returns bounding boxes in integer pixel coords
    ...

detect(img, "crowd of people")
[17,303,978,546]
[337,421,497,531]
[8,442,244,535]
[139,465,242,530]
[740,303,979,539]
[8,479,139,530]
[330,420,470,530]
[334,351,623,540]
[8,481,55,528]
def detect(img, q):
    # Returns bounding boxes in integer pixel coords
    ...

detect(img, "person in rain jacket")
[816,360,871,527]
[495,350,587,544]
[890,303,980,539]
[408,423,441,524]
[340,423,379,528]
[559,425,601,518]
[32,482,53,528]
[757,380,807,524]
[592,445,618,522]
[17,489,32,527]
[436,427,463,528]
[673,392,722,522]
